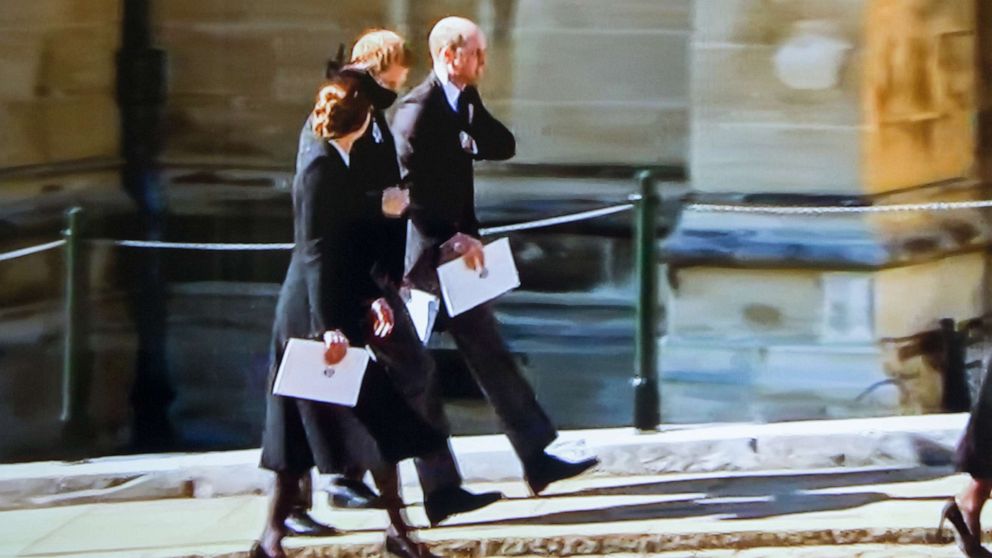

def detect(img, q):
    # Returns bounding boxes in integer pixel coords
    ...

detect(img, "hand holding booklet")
[437,237,520,317]
[272,338,369,407]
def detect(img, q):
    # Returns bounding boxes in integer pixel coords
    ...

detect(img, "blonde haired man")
[350,29,411,91]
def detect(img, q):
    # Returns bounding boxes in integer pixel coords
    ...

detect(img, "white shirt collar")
[328,139,350,167]
[433,65,462,113]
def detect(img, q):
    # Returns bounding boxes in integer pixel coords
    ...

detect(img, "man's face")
[450,31,487,87]
[377,64,409,92]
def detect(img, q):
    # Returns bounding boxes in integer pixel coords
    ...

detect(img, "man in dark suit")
[392,16,599,503]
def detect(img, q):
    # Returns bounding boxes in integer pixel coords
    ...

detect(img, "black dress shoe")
[524,453,599,495]
[283,508,340,537]
[937,498,992,557]
[326,477,386,509]
[423,486,503,526]
[384,531,440,558]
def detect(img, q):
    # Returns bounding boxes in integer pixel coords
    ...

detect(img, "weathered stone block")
[145,0,693,168]
[693,44,862,127]
[505,101,686,165]
[874,251,987,338]
[38,24,119,96]
[694,0,867,45]
[163,96,305,165]
[157,27,284,98]
[667,267,824,339]
[692,120,862,193]
[514,0,691,31]
[0,0,119,28]
[0,33,44,101]
[2,95,116,168]
[509,29,687,104]
[154,0,390,25]
[42,95,119,162]
[0,102,47,168]
[0,4,119,169]
[692,0,977,195]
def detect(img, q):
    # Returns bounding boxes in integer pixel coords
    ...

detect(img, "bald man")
[392,17,599,503]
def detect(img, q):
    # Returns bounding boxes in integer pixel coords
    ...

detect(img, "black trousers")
[957,359,992,478]
[404,256,559,491]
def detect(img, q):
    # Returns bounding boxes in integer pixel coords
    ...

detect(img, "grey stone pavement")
[0,414,986,558]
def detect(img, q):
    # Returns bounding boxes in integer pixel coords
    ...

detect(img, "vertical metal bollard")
[940,317,971,412]
[61,207,92,438]
[633,171,661,431]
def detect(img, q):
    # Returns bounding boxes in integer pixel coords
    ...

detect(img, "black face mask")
[337,66,398,111]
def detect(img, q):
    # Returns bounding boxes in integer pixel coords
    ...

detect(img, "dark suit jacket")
[272,137,386,349]
[391,74,515,276]
[297,110,406,284]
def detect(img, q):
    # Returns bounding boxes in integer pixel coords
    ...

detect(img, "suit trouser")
[364,286,463,495]
[957,359,992,478]
[408,297,559,493]
[298,285,559,499]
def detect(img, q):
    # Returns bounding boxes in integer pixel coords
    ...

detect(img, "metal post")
[633,171,661,431]
[61,207,92,437]
[940,318,971,412]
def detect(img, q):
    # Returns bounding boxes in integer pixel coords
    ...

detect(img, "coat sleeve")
[391,97,423,187]
[464,87,515,161]
[297,158,358,339]
[392,96,452,241]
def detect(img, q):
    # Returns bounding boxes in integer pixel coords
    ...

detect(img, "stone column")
[662,0,988,422]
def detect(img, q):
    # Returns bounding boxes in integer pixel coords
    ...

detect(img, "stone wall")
[0,0,121,169]
[661,0,990,420]
[691,0,975,195]
[154,0,690,167]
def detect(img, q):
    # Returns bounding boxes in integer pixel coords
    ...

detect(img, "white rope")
[0,240,66,263]
[479,203,634,236]
[107,240,295,251]
[686,199,992,215]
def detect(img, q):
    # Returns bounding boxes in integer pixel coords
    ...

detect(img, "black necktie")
[457,92,472,125]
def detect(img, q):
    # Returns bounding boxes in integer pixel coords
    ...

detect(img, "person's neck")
[331,135,358,154]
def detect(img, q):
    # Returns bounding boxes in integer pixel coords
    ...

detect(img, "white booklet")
[437,237,520,317]
[272,338,369,407]
[405,289,440,344]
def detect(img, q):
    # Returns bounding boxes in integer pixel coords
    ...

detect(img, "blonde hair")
[311,75,371,139]
[350,29,411,76]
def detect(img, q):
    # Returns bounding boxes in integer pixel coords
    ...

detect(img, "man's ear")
[443,46,457,65]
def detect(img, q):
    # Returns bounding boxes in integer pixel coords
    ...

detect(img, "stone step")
[0,414,969,512]
[0,468,973,558]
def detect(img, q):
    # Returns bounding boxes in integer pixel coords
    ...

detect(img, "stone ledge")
[0,414,969,511]
[207,528,947,558]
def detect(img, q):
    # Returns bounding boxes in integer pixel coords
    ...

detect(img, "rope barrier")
[686,199,992,215]
[75,202,639,252]
[12,197,991,258]
[0,240,66,263]
[479,203,634,236]
[104,240,295,251]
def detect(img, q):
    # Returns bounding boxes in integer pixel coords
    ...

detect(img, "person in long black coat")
[281,47,413,533]
[941,361,992,557]
[288,31,503,530]
[391,16,598,500]
[253,75,446,558]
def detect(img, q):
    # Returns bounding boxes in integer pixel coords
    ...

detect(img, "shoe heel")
[936,501,951,543]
